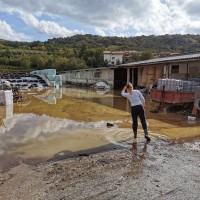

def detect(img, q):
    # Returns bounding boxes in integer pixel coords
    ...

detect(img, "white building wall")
[100,69,114,85]
[61,68,115,88]
[104,54,111,62]
[189,61,200,68]
[178,63,187,73]
[169,63,187,74]
[104,52,123,65]
[168,63,186,79]
[113,54,123,64]
[189,62,200,75]
[163,61,200,79]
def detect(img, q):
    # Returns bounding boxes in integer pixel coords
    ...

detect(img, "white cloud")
[20,12,84,37]
[95,27,106,36]
[1,0,200,41]
[0,113,113,153]
[0,19,31,41]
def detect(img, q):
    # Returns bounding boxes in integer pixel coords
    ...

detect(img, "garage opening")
[133,68,138,87]
[114,68,127,89]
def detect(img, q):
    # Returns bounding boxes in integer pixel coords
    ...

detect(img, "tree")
[132,53,141,61]
[30,55,44,69]
[20,56,30,70]
[79,44,86,59]
[140,51,154,60]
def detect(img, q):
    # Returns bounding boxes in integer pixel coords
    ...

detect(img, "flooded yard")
[0,86,200,199]
[0,86,200,172]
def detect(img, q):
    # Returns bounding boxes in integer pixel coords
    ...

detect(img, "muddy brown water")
[0,87,200,171]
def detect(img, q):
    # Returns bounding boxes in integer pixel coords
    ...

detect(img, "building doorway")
[114,68,127,89]
[133,68,138,87]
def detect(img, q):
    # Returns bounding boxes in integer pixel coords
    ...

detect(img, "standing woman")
[121,82,151,141]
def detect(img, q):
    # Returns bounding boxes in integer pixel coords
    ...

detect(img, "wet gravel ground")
[0,138,200,200]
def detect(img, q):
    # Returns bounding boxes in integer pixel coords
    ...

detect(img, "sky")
[0,0,200,42]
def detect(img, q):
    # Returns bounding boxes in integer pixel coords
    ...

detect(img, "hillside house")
[103,51,138,66]
[103,51,124,66]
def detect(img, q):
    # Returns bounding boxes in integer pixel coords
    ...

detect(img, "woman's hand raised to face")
[123,86,127,91]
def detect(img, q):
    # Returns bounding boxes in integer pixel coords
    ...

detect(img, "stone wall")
[61,68,115,88]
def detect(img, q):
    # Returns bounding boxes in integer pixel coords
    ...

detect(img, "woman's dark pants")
[131,105,148,138]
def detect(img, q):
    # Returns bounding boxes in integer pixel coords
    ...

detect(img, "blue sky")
[0,0,200,42]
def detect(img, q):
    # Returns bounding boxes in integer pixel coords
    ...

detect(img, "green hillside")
[1,34,200,73]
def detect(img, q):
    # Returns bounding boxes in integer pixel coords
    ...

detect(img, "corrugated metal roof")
[120,53,200,67]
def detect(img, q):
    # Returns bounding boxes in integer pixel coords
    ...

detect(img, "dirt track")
[0,137,200,200]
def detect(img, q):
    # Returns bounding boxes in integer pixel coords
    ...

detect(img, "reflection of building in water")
[34,88,62,104]
[0,90,13,127]
[0,104,13,127]
[62,87,131,112]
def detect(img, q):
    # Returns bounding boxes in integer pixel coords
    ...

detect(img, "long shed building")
[61,53,200,89]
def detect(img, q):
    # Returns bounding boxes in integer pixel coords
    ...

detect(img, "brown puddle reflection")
[0,86,200,171]
[131,141,148,161]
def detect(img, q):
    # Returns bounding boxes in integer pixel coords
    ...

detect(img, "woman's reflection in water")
[131,141,148,161]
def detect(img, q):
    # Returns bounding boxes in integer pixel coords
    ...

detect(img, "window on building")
[171,65,179,73]
[94,71,101,77]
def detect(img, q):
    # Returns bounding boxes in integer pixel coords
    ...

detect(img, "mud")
[0,87,200,199]
[0,137,200,200]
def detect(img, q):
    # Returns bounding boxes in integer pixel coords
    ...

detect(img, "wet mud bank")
[1,87,200,199]
[0,137,200,200]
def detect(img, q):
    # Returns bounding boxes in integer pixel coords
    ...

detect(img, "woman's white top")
[121,90,145,106]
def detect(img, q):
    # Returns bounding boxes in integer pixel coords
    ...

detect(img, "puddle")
[0,87,200,171]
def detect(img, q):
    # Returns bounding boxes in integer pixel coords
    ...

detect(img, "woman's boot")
[144,129,151,141]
